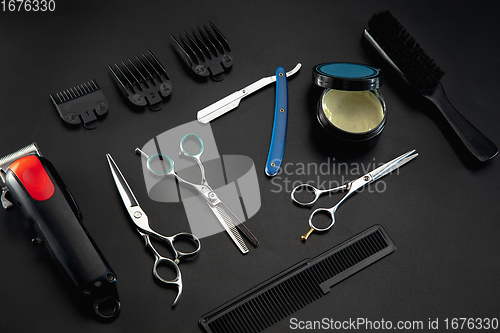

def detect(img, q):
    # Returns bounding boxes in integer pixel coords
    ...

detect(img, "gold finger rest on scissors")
[106,154,201,307]
[135,133,259,254]
[292,150,418,241]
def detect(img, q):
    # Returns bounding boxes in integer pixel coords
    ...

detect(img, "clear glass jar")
[312,63,386,155]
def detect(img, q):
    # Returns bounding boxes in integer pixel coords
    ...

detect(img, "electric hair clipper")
[0,143,120,320]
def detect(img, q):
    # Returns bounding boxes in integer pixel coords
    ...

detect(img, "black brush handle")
[425,83,498,163]
[5,155,120,320]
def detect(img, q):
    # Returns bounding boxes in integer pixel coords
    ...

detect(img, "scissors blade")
[368,149,418,182]
[197,63,301,123]
[106,154,152,232]
[209,203,249,254]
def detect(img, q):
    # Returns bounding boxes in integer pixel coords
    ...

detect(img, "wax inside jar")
[322,89,384,133]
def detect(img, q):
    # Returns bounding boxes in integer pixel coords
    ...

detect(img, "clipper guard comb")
[172,22,233,81]
[109,50,172,111]
[50,80,108,130]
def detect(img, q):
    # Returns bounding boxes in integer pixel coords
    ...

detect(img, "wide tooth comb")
[172,22,233,81]
[50,80,108,130]
[109,50,172,111]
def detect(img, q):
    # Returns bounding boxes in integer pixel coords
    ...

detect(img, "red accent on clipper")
[8,156,55,201]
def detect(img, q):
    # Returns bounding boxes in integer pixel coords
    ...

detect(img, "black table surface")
[1,1,499,332]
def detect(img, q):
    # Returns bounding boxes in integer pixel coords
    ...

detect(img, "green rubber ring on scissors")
[180,133,204,157]
[147,154,173,175]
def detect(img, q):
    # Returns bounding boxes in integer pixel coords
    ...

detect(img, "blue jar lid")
[313,62,383,91]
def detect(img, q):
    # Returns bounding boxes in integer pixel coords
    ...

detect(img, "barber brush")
[364,10,497,164]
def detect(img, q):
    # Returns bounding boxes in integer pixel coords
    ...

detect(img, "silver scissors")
[135,133,258,254]
[291,150,418,241]
[106,153,201,307]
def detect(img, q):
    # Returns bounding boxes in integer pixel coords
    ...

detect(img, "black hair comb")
[109,50,172,111]
[200,225,395,332]
[172,22,233,81]
[50,80,108,130]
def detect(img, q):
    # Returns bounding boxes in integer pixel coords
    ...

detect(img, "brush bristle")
[367,10,445,94]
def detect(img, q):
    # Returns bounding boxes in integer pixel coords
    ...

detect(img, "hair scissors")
[106,153,201,307]
[135,133,258,254]
[291,150,418,241]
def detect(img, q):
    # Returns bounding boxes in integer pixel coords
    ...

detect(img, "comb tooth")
[56,92,65,103]
[202,23,223,55]
[266,288,283,321]
[82,82,90,93]
[315,261,329,282]
[136,55,156,85]
[241,302,262,332]
[274,283,294,315]
[211,319,228,333]
[254,295,273,328]
[73,87,81,97]
[89,80,98,91]
[260,292,278,325]
[115,64,137,92]
[182,32,204,63]
[185,31,207,62]
[49,94,58,108]
[284,278,306,309]
[209,21,231,52]
[76,85,85,95]
[355,238,370,258]
[225,311,242,333]
[84,82,92,92]
[129,58,150,88]
[122,61,143,90]
[249,298,269,330]
[109,65,129,92]
[232,306,253,333]
[172,34,197,66]
[62,90,71,101]
[148,50,169,81]
[142,53,162,83]
[192,28,213,59]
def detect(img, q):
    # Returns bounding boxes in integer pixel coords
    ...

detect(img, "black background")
[1,1,499,332]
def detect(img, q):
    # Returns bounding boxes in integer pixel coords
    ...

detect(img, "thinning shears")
[292,150,418,241]
[106,154,201,307]
[135,133,258,254]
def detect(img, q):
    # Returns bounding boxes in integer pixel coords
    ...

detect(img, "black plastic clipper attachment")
[172,22,233,81]
[109,50,172,111]
[50,80,108,130]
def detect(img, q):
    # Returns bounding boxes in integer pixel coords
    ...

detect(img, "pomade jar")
[312,62,386,155]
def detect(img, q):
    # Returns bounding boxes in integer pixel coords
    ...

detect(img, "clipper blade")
[50,80,108,130]
[109,50,172,111]
[0,143,41,173]
[0,142,41,209]
[172,22,233,81]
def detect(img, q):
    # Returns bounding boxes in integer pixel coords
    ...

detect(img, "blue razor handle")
[265,67,288,176]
